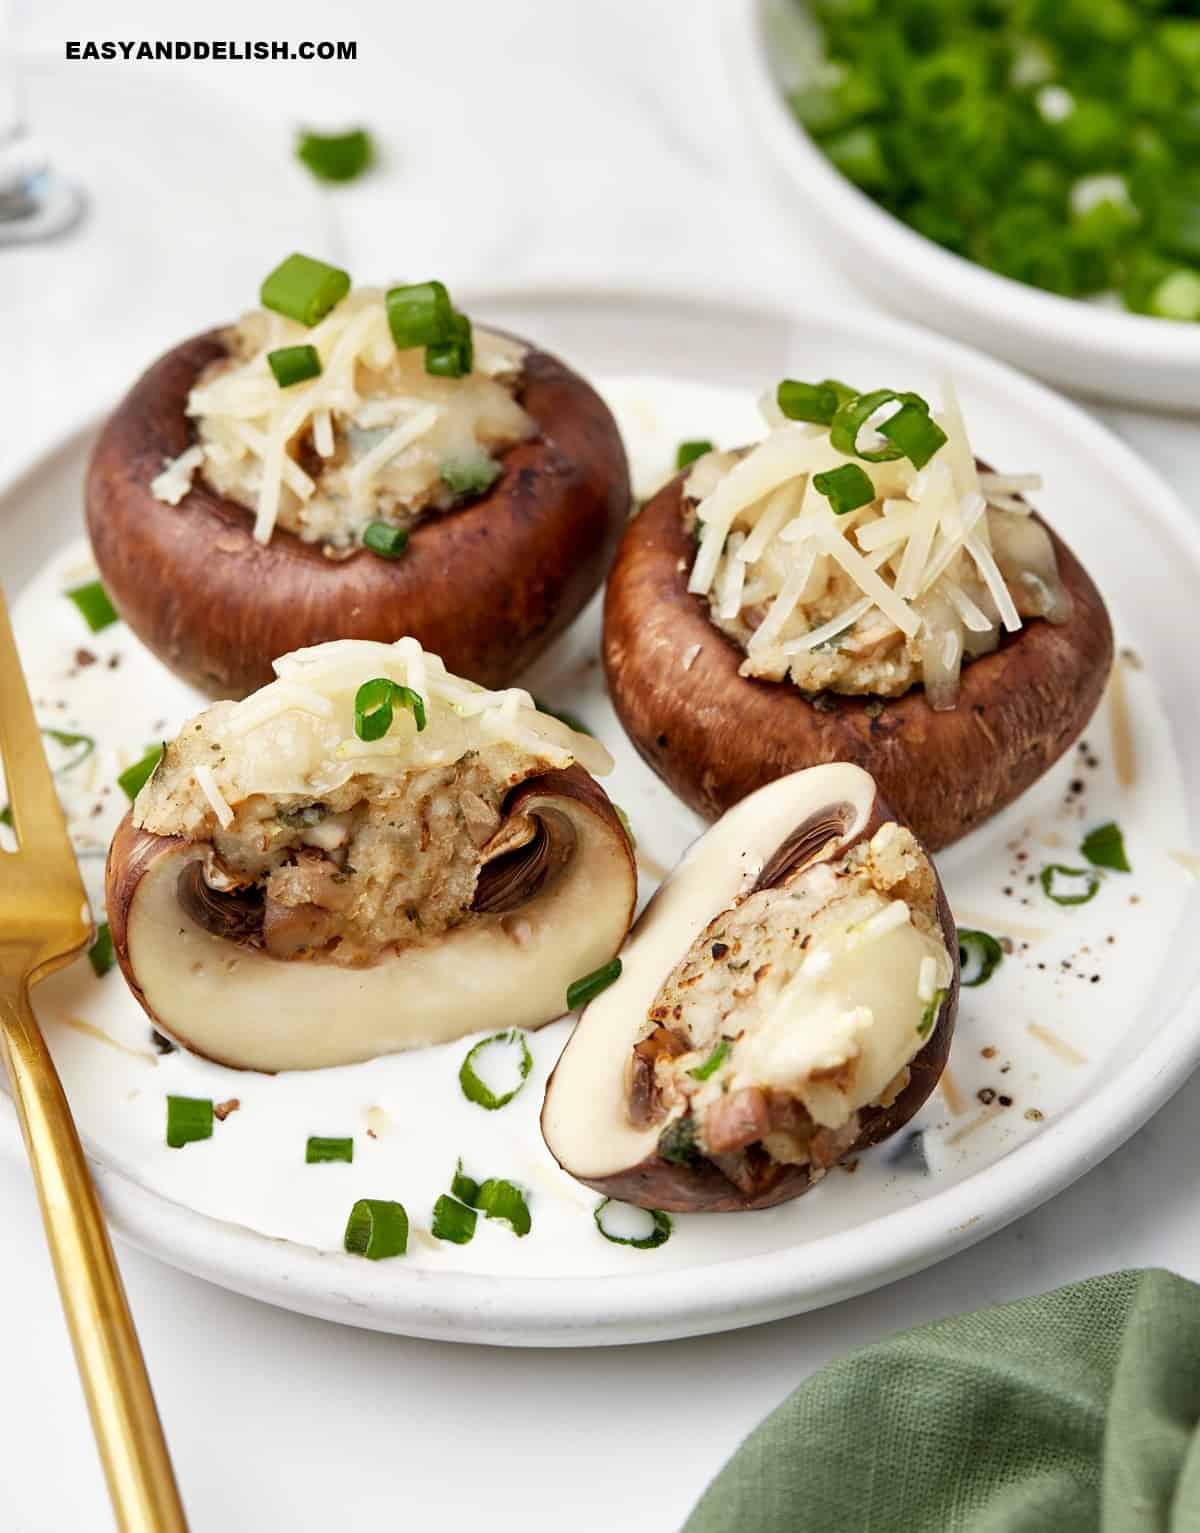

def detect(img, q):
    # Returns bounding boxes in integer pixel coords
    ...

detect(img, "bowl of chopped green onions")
[727,0,1200,410]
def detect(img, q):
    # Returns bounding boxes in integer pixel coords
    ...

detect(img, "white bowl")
[726,0,1200,412]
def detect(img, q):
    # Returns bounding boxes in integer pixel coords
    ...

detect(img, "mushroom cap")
[106,765,636,1073]
[602,468,1114,850]
[86,330,630,699]
[541,764,958,1213]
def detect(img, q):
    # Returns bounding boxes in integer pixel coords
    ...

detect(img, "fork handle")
[0,979,190,1532]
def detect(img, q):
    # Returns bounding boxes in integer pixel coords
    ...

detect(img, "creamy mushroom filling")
[631,821,952,1174]
[683,383,1071,708]
[131,637,611,967]
[151,288,534,549]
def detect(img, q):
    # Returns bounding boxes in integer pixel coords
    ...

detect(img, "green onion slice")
[306,1136,354,1164]
[267,344,322,388]
[1080,821,1130,873]
[917,988,946,1038]
[385,280,456,348]
[813,462,876,516]
[878,400,948,469]
[451,1157,479,1207]
[459,1029,533,1111]
[43,727,96,773]
[88,922,115,979]
[353,678,426,742]
[688,1038,730,1081]
[425,311,474,378]
[343,1199,408,1260]
[260,253,351,327]
[166,1096,213,1148]
[958,929,1003,988]
[776,377,856,425]
[475,1178,531,1237]
[296,127,373,183]
[830,389,926,464]
[431,1194,477,1245]
[66,580,118,633]
[118,744,164,802]
[659,1115,698,1167]
[0,806,10,828]
[1040,864,1102,906]
[567,957,622,1011]
[362,522,409,559]
[441,454,501,497]
[676,439,715,470]
[593,1198,672,1250]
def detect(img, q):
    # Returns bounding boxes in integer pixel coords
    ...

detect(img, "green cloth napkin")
[685,1270,1200,1532]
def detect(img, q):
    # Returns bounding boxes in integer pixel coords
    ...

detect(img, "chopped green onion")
[658,1115,698,1167]
[66,580,118,633]
[916,988,947,1039]
[878,400,948,469]
[88,922,115,979]
[260,253,351,327]
[451,1158,479,1207]
[43,728,96,773]
[958,929,1003,988]
[776,378,856,424]
[441,455,501,497]
[362,522,410,559]
[343,1199,408,1260]
[431,1195,477,1244]
[385,280,456,348]
[676,440,715,470]
[475,1178,531,1237]
[459,1030,533,1111]
[1039,864,1102,906]
[0,805,11,828]
[166,1096,213,1149]
[267,344,322,388]
[593,1199,672,1250]
[688,1038,730,1081]
[353,678,426,742]
[306,1136,354,1164]
[567,957,622,1011]
[118,744,164,802]
[813,462,876,516]
[296,127,373,184]
[533,699,593,735]
[830,390,925,464]
[1080,821,1131,873]
[425,311,474,378]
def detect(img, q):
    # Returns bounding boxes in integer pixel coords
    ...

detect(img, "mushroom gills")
[542,764,957,1212]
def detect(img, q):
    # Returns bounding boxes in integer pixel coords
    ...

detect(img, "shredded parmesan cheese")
[683,379,1069,703]
[193,764,234,828]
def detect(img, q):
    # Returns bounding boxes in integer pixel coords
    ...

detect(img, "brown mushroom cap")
[602,466,1113,850]
[86,329,630,699]
[541,763,958,1214]
[105,764,637,1073]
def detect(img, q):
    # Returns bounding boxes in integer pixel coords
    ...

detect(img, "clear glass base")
[0,165,83,245]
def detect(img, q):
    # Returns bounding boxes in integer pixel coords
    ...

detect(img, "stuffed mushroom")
[542,763,957,1212]
[86,256,630,698]
[604,378,1112,848]
[105,638,637,1072]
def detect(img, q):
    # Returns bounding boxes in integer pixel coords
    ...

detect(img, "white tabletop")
[4,4,1199,1529]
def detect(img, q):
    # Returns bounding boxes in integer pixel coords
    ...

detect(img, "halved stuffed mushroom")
[105,638,636,1072]
[87,256,630,698]
[604,378,1113,848]
[542,763,957,1213]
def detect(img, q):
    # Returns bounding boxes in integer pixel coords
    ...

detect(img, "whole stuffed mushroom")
[87,257,630,698]
[603,378,1113,850]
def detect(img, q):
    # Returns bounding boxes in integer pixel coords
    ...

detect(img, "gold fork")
[0,588,188,1532]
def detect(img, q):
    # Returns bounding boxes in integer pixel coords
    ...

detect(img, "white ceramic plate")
[726,0,1200,412]
[1,285,1198,1346]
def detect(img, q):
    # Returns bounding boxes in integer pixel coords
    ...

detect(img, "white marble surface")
[2,3,1199,1529]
